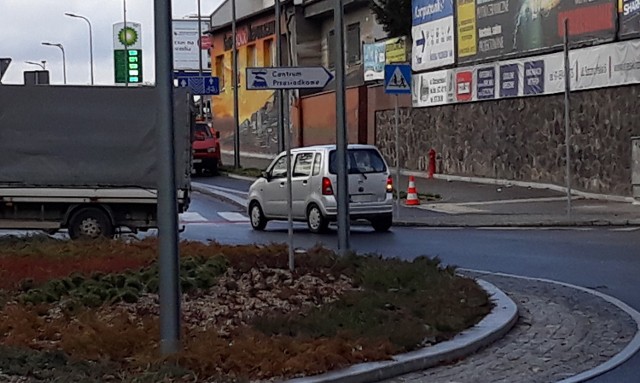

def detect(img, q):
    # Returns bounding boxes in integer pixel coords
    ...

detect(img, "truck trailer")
[0,84,194,239]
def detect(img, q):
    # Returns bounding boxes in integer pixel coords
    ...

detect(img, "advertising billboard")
[412,0,456,71]
[619,0,640,38]
[364,42,386,81]
[456,0,617,64]
[413,39,640,108]
[172,19,212,71]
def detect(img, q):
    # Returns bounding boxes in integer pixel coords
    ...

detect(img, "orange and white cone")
[405,176,420,206]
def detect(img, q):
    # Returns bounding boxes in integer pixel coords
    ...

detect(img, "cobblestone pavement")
[382,272,638,383]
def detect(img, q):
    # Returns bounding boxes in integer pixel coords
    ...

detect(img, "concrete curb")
[285,279,518,383]
[221,172,259,182]
[392,219,640,227]
[459,269,640,383]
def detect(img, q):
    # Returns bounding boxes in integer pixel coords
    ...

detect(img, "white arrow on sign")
[245,66,334,90]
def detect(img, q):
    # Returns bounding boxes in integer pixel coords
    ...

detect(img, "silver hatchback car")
[247,144,394,233]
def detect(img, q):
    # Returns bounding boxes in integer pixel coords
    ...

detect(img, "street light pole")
[42,42,66,84]
[231,0,240,168]
[25,60,46,70]
[197,0,204,116]
[65,12,94,85]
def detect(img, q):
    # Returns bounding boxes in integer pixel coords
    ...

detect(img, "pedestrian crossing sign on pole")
[384,64,412,95]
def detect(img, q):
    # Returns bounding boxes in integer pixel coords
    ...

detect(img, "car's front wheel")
[371,213,393,232]
[249,201,267,231]
[307,204,329,234]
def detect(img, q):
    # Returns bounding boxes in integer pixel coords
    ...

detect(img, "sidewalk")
[392,175,640,227]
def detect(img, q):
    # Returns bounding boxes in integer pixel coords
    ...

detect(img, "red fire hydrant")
[427,149,436,179]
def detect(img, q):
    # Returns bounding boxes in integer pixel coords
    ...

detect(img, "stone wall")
[375,85,640,196]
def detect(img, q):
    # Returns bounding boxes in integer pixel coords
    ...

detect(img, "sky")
[0,0,225,85]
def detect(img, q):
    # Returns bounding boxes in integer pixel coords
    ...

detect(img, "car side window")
[293,152,314,177]
[312,153,322,176]
[270,156,288,179]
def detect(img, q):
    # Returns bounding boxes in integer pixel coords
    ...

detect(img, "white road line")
[179,212,208,223]
[218,212,250,222]
[609,227,640,232]
[413,227,465,230]
[417,204,488,214]
[458,196,582,206]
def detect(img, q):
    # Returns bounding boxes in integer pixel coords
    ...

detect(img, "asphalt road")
[179,188,640,383]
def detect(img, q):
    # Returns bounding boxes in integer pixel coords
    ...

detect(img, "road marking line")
[609,227,640,232]
[413,227,464,230]
[417,204,488,214]
[458,196,582,206]
[218,212,250,222]
[179,212,208,223]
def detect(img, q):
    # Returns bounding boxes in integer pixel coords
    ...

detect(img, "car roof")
[285,144,379,154]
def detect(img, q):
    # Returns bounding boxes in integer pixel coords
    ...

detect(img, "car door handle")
[279,182,285,187]
[302,180,308,185]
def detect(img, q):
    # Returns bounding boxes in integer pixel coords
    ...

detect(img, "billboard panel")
[457,0,617,63]
[619,0,640,38]
[364,42,386,81]
[412,0,456,71]
[413,39,640,108]
[172,19,212,71]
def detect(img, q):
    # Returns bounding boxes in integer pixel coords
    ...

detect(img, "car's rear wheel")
[307,204,329,234]
[249,201,267,231]
[371,213,393,232]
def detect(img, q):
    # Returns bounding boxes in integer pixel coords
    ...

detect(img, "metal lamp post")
[65,12,94,85]
[25,60,46,70]
[42,42,66,84]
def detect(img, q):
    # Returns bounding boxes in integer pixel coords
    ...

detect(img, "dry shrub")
[170,329,395,380]
[0,304,395,380]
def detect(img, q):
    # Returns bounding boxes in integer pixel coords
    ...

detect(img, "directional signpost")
[176,75,219,96]
[0,58,11,83]
[384,64,412,219]
[245,65,333,271]
[245,67,334,90]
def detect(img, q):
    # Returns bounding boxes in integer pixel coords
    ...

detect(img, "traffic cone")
[405,176,420,206]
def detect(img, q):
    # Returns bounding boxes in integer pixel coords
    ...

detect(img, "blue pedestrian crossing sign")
[384,64,411,95]
[176,75,220,95]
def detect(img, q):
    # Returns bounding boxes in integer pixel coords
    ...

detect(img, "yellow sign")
[385,36,408,64]
[457,0,477,58]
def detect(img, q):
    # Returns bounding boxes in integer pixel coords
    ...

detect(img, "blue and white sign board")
[246,67,334,90]
[411,0,455,72]
[384,64,412,94]
[176,75,219,95]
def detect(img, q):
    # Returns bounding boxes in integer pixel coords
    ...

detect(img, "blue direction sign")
[176,76,220,95]
[246,67,333,90]
[384,64,412,95]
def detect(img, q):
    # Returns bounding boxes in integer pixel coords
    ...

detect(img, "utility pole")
[154,0,181,356]
[334,0,350,254]
[197,0,204,116]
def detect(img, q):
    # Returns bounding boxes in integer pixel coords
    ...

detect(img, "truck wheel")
[68,207,114,240]
[209,159,219,176]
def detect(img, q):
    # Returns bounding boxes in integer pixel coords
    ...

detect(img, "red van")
[192,121,221,175]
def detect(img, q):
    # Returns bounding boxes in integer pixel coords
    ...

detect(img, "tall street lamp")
[65,12,94,85]
[42,42,67,84]
[25,60,46,70]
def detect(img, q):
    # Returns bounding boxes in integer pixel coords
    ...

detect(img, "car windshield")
[194,124,213,138]
[328,148,386,174]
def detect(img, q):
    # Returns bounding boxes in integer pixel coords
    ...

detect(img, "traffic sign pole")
[394,94,400,219]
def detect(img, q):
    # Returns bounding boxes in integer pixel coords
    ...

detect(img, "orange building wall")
[209,14,279,154]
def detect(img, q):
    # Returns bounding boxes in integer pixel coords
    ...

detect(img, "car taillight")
[322,177,334,195]
[386,176,393,193]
